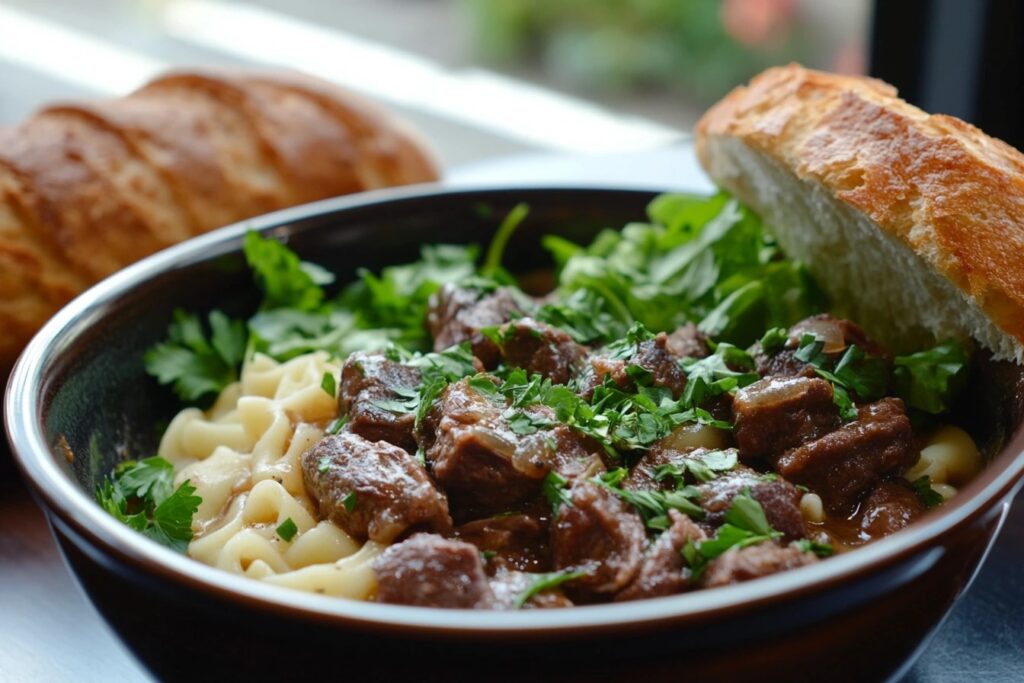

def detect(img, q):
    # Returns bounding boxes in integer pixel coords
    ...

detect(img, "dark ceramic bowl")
[6,186,1024,683]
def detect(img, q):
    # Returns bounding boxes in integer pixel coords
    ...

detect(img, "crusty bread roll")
[0,69,439,370]
[696,63,1024,362]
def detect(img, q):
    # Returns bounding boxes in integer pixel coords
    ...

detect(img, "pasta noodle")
[160,352,373,599]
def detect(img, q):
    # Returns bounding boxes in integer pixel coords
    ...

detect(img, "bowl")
[7,185,1024,682]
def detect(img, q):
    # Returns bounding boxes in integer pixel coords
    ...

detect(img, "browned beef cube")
[427,284,523,366]
[422,378,545,510]
[579,332,687,399]
[733,376,840,460]
[487,570,574,610]
[495,318,587,384]
[702,542,818,588]
[857,479,926,540]
[373,534,492,608]
[338,352,420,452]
[455,511,549,573]
[550,481,646,599]
[752,314,888,379]
[664,322,710,359]
[615,510,706,602]
[777,398,917,513]
[547,424,607,480]
[696,468,806,541]
[301,433,451,543]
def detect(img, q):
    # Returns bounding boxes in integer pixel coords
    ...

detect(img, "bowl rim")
[7,182,1024,636]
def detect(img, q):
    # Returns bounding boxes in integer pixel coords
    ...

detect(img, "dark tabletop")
[2,148,1023,682]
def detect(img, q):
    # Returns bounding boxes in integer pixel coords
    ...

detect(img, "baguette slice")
[696,64,1024,362]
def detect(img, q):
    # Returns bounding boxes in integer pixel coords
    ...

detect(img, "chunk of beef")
[732,376,840,461]
[664,323,710,359]
[547,424,607,481]
[858,479,926,539]
[455,511,550,572]
[579,332,687,399]
[427,284,524,365]
[421,378,545,510]
[338,352,421,452]
[374,534,492,608]
[301,433,451,543]
[495,318,587,384]
[615,510,706,601]
[696,469,806,541]
[550,481,646,599]
[702,542,818,588]
[777,398,918,512]
[624,446,739,492]
[488,570,574,610]
[752,314,888,379]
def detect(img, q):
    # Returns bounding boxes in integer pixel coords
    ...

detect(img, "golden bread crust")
[0,69,441,369]
[697,63,1024,354]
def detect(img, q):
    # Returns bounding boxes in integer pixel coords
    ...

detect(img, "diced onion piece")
[658,422,730,451]
[800,493,825,523]
[906,425,982,486]
[932,483,958,501]
[791,318,846,353]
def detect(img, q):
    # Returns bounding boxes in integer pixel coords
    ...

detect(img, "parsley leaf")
[276,517,299,542]
[594,469,704,530]
[95,456,201,553]
[342,491,359,512]
[243,231,328,311]
[513,569,589,608]
[910,475,944,508]
[793,538,835,557]
[680,491,782,579]
[680,342,758,408]
[144,309,247,402]
[893,341,970,414]
[542,471,571,514]
[321,371,337,397]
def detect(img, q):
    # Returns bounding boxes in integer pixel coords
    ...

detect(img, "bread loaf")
[696,64,1024,362]
[0,69,439,370]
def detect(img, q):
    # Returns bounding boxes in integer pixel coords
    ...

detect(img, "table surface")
[3,148,1024,683]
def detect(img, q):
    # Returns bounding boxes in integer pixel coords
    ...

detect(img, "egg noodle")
[159,351,382,598]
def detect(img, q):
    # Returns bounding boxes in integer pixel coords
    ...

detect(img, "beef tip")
[858,479,926,539]
[421,378,544,510]
[579,332,687,399]
[752,314,888,379]
[374,534,492,608]
[616,510,706,602]
[778,398,918,513]
[495,318,587,384]
[624,446,739,492]
[488,570,574,610]
[702,542,818,588]
[455,512,550,572]
[547,424,607,481]
[338,352,421,452]
[664,323,710,359]
[301,433,451,543]
[733,376,840,461]
[427,284,524,366]
[550,481,646,598]
[697,468,806,541]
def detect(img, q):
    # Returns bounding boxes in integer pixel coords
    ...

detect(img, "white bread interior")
[696,64,1024,362]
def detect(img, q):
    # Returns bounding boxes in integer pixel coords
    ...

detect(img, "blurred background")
[0,0,872,167]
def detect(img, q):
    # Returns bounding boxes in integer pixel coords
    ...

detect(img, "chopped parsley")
[144,309,247,402]
[893,341,970,414]
[321,371,337,398]
[275,517,299,542]
[95,456,201,553]
[911,475,944,508]
[681,491,782,579]
[342,491,359,512]
[594,468,704,530]
[542,471,571,514]
[317,456,332,473]
[653,449,738,485]
[793,538,834,557]
[514,569,589,608]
